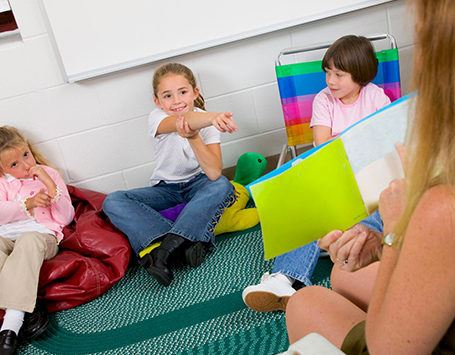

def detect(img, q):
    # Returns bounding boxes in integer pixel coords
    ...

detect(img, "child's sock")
[1,308,25,335]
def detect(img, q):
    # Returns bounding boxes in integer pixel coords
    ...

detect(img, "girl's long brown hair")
[395,0,455,243]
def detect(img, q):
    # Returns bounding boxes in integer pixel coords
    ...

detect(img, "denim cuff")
[203,187,237,243]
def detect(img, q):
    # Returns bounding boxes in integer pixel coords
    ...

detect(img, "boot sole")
[145,266,173,286]
[184,242,207,267]
[243,291,290,312]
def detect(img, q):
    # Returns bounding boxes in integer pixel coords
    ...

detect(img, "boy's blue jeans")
[272,241,320,286]
[271,210,383,286]
[103,173,234,255]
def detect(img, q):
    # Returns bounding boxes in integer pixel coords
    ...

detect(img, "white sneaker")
[242,272,296,312]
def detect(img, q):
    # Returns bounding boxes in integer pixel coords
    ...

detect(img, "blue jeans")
[272,241,320,286]
[359,210,383,233]
[271,211,384,286]
[103,173,235,255]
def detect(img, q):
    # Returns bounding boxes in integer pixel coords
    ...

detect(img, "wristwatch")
[382,233,395,247]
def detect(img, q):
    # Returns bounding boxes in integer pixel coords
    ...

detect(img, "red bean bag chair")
[0,186,131,320]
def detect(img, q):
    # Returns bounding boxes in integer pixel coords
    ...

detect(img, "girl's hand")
[29,165,58,198]
[176,116,199,139]
[318,223,382,271]
[26,189,51,210]
[29,165,53,185]
[211,112,237,133]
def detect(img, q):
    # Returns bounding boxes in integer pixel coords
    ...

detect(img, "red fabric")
[0,11,18,33]
[0,186,130,322]
[36,186,131,312]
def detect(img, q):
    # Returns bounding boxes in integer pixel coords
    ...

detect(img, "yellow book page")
[251,139,367,260]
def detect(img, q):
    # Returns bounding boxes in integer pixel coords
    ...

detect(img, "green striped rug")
[20,225,332,355]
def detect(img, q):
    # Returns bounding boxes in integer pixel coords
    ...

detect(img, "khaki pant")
[0,232,58,313]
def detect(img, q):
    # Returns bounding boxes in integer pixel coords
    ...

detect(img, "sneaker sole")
[243,291,290,312]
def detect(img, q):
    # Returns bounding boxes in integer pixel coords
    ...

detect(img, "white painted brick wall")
[0,0,413,194]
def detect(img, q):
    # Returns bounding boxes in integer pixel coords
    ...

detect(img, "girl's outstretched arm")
[156,111,237,135]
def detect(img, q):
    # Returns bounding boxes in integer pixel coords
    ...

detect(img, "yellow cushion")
[214,181,259,235]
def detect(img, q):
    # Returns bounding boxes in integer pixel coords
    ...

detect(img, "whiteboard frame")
[41,0,394,83]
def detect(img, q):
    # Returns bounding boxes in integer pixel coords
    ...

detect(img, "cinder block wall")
[0,0,413,193]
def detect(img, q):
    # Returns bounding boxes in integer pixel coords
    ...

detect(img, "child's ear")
[193,87,200,98]
[153,96,162,108]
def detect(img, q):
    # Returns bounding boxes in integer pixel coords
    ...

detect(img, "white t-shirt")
[310,83,391,137]
[148,107,221,186]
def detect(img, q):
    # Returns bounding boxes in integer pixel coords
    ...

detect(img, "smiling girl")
[103,63,237,287]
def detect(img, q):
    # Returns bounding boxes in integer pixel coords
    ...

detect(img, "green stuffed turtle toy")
[139,152,267,258]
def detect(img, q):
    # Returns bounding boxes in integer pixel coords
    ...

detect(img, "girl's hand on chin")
[29,165,51,183]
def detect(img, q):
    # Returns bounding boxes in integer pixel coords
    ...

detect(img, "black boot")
[183,242,210,267]
[145,248,173,286]
[20,300,49,340]
[141,234,186,286]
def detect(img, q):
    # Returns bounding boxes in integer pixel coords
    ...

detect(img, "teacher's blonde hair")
[395,0,455,244]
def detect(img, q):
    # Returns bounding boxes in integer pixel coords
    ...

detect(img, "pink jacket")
[0,165,75,242]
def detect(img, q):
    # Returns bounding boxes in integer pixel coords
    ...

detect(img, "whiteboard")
[41,0,392,82]
[0,0,11,12]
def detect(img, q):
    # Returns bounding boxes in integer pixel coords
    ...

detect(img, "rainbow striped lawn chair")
[275,34,401,166]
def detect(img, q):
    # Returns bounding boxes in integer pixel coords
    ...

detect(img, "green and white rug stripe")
[19,225,332,355]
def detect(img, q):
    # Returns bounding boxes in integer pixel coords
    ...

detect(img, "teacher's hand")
[318,223,383,272]
[379,144,407,234]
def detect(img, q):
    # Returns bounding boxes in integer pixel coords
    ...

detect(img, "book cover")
[250,94,412,259]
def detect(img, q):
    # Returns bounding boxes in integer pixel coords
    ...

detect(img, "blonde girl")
[0,126,74,354]
[103,63,237,287]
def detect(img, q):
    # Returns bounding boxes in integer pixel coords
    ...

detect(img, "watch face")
[384,233,395,246]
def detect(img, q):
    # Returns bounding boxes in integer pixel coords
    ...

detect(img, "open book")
[250,94,412,259]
